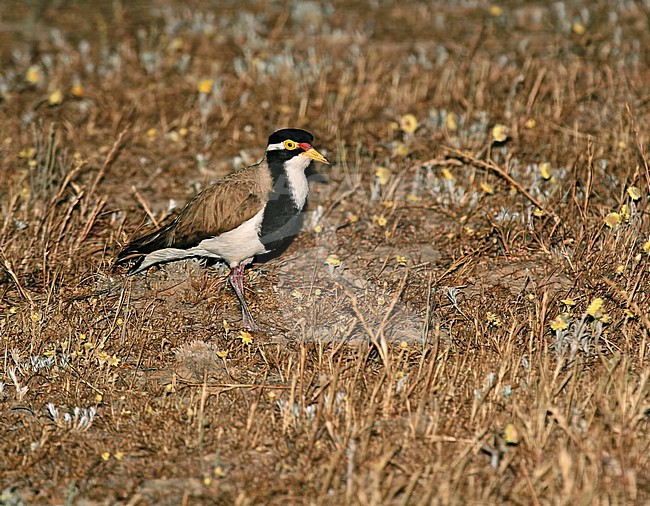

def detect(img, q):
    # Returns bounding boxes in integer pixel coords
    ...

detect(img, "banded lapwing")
[116,128,329,330]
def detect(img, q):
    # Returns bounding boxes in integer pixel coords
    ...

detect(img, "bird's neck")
[267,156,310,210]
[258,158,310,251]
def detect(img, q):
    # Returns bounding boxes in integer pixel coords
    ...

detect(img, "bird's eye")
[283,140,297,150]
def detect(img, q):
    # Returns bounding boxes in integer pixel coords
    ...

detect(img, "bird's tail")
[115,223,174,274]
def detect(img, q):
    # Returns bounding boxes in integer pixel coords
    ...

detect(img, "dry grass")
[1,0,649,504]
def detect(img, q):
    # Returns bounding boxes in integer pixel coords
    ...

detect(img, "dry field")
[1,0,649,504]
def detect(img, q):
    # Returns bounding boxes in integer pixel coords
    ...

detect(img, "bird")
[115,128,329,330]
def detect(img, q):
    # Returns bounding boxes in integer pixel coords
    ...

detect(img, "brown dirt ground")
[1,0,649,504]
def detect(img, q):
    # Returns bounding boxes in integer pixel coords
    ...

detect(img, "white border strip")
[266,142,285,151]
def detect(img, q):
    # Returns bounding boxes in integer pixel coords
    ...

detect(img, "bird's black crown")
[268,128,314,145]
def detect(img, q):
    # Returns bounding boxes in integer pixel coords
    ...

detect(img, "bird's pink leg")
[228,264,259,331]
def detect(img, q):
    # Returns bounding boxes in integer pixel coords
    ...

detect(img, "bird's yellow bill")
[301,148,329,165]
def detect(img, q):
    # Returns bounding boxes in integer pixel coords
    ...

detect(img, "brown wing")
[116,162,272,267]
[166,162,272,247]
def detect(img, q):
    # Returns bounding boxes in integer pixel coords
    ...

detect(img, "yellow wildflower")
[550,315,568,331]
[627,186,641,200]
[25,65,41,85]
[604,212,622,228]
[489,5,503,17]
[197,79,214,94]
[620,204,630,221]
[71,85,85,97]
[446,113,458,132]
[504,423,520,445]
[540,162,552,180]
[324,254,341,266]
[441,168,455,181]
[586,298,604,318]
[169,38,183,51]
[399,114,418,134]
[48,89,63,106]
[481,182,494,194]
[491,124,508,142]
[572,22,586,35]
[393,142,409,157]
[375,167,392,185]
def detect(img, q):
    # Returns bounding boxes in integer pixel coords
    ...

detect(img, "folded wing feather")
[116,163,272,272]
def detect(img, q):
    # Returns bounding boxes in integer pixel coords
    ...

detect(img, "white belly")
[193,208,267,266]
[136,208,267,271]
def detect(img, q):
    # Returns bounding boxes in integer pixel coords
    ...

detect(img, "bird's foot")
[242,315,260,332]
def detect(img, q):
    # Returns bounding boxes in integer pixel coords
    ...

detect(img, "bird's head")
[265,128,329,169]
